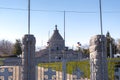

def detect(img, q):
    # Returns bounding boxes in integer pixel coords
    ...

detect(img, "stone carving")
[0,67,13,80]
[44,67,56,80]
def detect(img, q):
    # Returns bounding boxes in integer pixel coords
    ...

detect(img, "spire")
[55,25,58,30]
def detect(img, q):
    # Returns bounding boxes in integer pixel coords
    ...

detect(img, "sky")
[0,0,120,48]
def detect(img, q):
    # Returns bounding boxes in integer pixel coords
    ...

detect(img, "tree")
[83,48,89,54]
[82,45,89,58]
[0,40,14,56]
[13,39,22,55]
[106,32,117,57]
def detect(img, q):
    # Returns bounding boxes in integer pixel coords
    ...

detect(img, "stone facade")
[89,35,108,80]
[36,25,83,62]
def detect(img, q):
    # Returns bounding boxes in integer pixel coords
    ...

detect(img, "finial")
[55,25,57,30]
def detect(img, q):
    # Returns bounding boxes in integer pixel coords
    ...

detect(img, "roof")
[49,25,64,42]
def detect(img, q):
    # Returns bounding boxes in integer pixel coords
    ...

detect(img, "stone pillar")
[22,34,36,80]
[89,35,108,80]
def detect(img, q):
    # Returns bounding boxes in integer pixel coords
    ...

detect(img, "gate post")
[62,59,67,80]
[89,35,108,80]
[22,34,36,80]
[62,50,67,80]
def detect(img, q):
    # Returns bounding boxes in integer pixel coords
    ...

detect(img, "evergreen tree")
[13,39,22,55]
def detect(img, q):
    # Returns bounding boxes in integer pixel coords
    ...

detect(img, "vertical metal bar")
[64,11,65,47]
[62,11,67,80]
[99,0,103,35]
[28,0,30,34]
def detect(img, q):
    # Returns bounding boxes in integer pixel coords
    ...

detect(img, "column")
[89,35,108,80]
[22,34,36,80]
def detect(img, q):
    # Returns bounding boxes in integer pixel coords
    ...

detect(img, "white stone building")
[36,25,83,62]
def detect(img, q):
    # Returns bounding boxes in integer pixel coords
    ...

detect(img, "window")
[115,68,119,72]
[56,47,59,50]
[115,75,119,80]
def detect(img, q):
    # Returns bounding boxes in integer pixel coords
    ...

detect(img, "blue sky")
[0,0,120,47]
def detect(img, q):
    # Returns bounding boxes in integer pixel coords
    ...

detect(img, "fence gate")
[37,53,90,80]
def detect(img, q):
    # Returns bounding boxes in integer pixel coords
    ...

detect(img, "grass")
[38,58,120,79]
[38,60,90,78]
[0,58,5,65]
